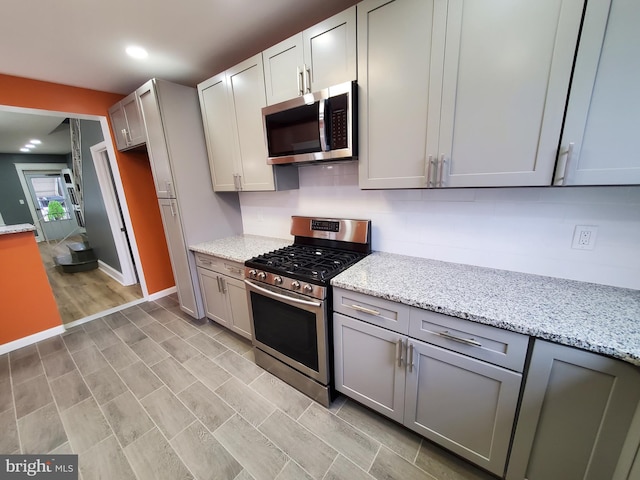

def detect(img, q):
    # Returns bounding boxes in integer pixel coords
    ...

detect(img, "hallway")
[37,236,143,324]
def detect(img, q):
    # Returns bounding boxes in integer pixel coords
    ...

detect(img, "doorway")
[24,171,80,242]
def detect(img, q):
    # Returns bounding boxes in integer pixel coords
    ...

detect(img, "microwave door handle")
[319,99,329,152]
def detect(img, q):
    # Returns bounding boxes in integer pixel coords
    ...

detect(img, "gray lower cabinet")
[507,339,640,480]
[333,288,528,476]
[195,253,251,339]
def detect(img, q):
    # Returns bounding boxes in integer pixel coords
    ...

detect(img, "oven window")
[265,103,320,157]
[250,292,319,372]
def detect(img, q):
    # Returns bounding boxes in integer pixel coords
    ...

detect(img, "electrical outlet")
[572,225,598,250]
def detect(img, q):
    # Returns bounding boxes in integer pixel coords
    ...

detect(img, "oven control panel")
[311,219,340,232]
[245,268,326,300]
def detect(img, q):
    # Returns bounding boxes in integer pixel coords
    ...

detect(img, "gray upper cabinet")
[554,0,640,186]
[262,6,356,105]
[358,0,584,189]
[506,339,640,480]
[198,54,299,192]
[108,91,145,151]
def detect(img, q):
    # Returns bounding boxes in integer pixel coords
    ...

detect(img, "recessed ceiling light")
[25,144,36,149]
[126,45,148,59]
[20,148,30,152]
[29,139,42,144]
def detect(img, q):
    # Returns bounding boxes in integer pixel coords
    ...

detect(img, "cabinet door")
[506,340,640,480]
[198,73,238,191]
[121,93,145,147]
[404,339,521,476]
[556,0,640,185]
[138,80,175,197]
[108,103,129,151]
[197,268,229,328]
[333,313,406,423]
[357,0,446,189]
[224,276,252,339]
[438,0,583,187]
[227,54,276,191]
[158,199,198,318]
[263,33,304,105]
[303,6,357,93]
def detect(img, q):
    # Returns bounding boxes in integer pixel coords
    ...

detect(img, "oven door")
[245,279,328,384]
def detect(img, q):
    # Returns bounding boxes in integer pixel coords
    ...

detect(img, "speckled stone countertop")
[190,234,292,264]
[0,224,36,236]
[332,251,640,366]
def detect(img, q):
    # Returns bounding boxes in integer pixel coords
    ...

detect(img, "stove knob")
[303,284,313,294]
[291,281,300,290]
[248,269,257,278]
[257,271,267,281]
[273,276,283,285]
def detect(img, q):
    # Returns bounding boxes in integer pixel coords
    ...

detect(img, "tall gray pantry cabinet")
[112,79,243,318]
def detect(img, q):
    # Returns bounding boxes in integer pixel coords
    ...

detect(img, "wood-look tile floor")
[0,296,496,480]
[37,237,143,324]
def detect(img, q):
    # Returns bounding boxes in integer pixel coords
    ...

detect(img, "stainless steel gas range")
[244,216,371,406]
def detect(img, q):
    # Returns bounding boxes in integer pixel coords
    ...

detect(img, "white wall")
[239,163,640,290]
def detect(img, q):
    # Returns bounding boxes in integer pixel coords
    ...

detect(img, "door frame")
[15,162,70,242]
[90,141,137,286]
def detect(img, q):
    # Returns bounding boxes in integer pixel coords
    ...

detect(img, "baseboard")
[0,325,65,356]
[148,286,177,301]
[98,260,125,285]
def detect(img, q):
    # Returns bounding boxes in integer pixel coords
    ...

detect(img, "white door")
[555,0,640,185]
[439,0,584,187]
[90,142,138,285]
[24,172,79,241]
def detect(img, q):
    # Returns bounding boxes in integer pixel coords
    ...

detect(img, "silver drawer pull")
[396,339,404,367]
[225,265,243,275]
[437,330,482,347]
[408,343,415,372]
[349,304,380,316]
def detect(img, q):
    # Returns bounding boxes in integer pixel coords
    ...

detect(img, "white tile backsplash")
[240,164,640,290]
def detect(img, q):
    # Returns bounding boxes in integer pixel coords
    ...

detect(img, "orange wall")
[0,73,175,294]
[0,231,62,343]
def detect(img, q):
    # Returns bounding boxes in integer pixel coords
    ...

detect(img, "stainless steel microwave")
[262,81,357,165]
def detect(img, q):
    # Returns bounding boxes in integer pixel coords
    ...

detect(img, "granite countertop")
[332,251,640,366]
[190,234,292,263]
[0,224,36,236]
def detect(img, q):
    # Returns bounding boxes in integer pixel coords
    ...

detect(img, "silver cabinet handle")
[426,155,434,187]
[437,330,482,347]
[169,200,176,217]
[165,181,173,197]
[349,304,380,316]
[396,338,404,367]
[220,277,227,294]
[297,66,304,96]
[555,142,575,185]
[232,174,240,190]
[304,65,311,93]
[225,265,243,275]
[121,129,129,145]
[216,276,222,292]
[437,154,446,187]
[408,343,414,372]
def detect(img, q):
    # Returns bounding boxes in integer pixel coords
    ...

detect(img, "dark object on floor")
[54,239,98,273]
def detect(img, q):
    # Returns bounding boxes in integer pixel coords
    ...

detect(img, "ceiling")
[0,0,358,155]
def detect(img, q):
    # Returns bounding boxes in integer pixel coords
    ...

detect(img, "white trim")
[148,286,177,301]
[63,298,147,329]
[90,142,137,286]
[14,162,70,242]
[98,259,125,285]
[0,325,65,355]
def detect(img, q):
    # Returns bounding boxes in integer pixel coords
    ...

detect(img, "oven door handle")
[245,279,322,308]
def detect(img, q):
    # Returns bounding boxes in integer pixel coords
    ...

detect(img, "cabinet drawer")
[194,253,245,280]
[409,308,529,372]
[333,288,410,335]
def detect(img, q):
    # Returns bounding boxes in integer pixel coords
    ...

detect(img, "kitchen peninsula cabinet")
[358,0,583,189]
[197,54,299,192]
[507,339,640,480]
[262,6,356,105]
[195,253,251,339]
[554,0,640,186]
[333,287,528,476]
[108,91,145,151]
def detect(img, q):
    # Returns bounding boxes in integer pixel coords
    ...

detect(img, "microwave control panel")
[329,93,348,150]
